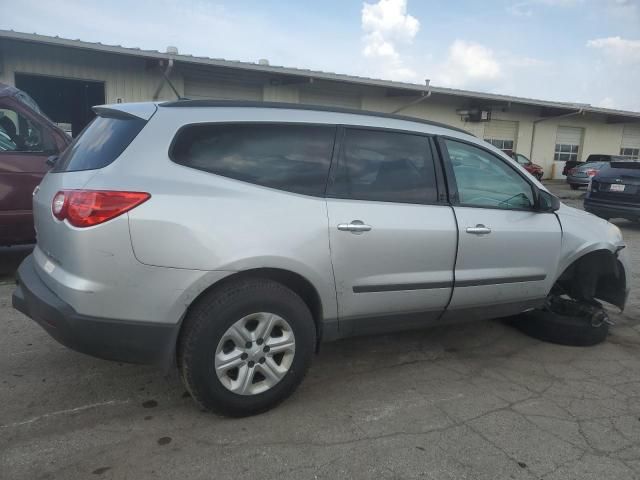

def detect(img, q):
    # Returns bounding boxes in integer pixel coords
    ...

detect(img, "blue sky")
[2,0,639,110]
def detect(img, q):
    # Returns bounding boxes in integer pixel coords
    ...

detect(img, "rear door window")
[327,128,438,204]
[171,123,336,196]
[54,115,146,172]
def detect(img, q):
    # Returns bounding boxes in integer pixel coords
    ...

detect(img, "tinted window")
[328,128,437,204]
[171,124,336,196]
[445,139,534,210]
[577,161,606,170]
[55,115,146,172]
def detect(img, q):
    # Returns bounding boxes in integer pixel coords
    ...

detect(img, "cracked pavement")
[2,182,640,479]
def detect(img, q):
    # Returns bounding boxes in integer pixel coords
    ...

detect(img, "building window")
[554,144,579,162]
[620,147,639,160]
[484,138,514,155]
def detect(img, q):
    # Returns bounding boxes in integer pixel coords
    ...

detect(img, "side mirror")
[46,154,58,167]
[537,189,560,212]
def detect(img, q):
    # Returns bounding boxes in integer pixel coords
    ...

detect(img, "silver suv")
[13,101,630,416]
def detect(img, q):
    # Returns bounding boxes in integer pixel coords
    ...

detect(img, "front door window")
[445,139,534,210]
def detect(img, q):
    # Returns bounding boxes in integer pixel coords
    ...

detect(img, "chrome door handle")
[337,220,372,234]
[466,224,491,235]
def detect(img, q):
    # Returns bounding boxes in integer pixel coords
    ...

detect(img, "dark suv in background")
[585,160,640,222]
[0,83,70,246]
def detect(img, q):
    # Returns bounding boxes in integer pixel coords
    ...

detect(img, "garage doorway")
[15,73,105,137]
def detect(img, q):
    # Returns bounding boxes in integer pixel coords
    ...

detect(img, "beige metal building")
[1,29,639,178]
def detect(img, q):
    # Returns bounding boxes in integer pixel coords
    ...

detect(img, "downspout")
[529,108,584,160]
[390,80,432,114]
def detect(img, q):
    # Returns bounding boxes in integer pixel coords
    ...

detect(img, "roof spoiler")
[92,103,158,121]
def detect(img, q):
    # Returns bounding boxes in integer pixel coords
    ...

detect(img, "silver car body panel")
[554,204,629,283]
[326,199,456,320]
[446,207,561,310]
[29,102,630,339]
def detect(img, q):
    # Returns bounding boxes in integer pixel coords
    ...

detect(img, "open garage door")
[484,120,518,155]
[15,74,104,137]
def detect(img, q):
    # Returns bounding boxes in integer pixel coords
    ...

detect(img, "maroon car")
[0,83,70,246]
[511,152,544,180]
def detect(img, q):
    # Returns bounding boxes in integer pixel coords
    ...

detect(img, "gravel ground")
[1,182,640,480]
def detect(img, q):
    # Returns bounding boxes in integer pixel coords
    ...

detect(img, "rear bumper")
[584,198,640,220]
[12,254,178,366]
[566,176,590,185]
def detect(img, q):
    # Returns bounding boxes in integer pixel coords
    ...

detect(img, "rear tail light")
[51,190,150,227]
[586,169,598,177]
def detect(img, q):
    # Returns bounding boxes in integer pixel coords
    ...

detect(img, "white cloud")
[436,40,502,89]
[361,0,419,59]
[587,36,640,62]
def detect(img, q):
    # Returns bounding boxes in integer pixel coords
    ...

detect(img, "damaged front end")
[551,248,628,314]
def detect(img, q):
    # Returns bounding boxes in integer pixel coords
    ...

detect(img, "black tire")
[570,184,580,190]
[178,278,316,417]
[510,309,608,347]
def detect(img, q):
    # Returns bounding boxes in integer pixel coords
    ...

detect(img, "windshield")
[516,154,530,165]
[13,90,52,122]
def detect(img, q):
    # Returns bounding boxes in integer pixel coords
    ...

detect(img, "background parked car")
[0,83,71,246]
[566,161,608,189]
[562,153,624,176]
[510,152,544,180]
[585,160,640,222]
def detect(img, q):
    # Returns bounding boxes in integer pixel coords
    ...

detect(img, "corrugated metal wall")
[0,40,179,102]
[298,81,361,109]
[182,69,262,100]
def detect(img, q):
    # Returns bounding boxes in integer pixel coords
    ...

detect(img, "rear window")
[54,115,146,172]
[608,161,640,169]
[577,161,606,170]
[170,123,336,196]
[586,155,610,163]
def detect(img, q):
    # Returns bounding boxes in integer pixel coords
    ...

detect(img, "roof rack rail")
[159,99,472,135]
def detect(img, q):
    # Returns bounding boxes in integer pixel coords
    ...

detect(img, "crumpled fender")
[554,204,630,309]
